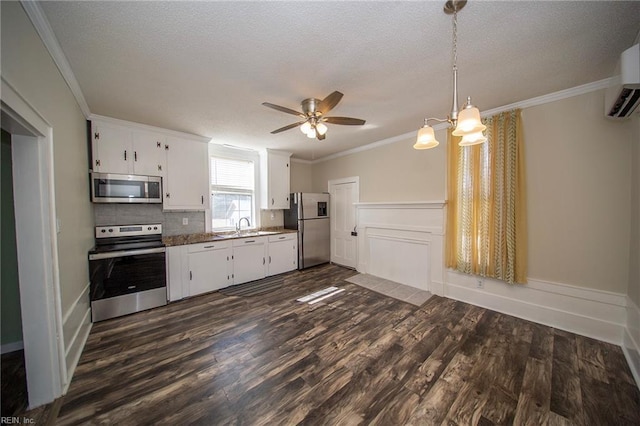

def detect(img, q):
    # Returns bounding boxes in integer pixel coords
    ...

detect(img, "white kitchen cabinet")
[232,237,267,284]
[267,233,298,276]
[260,149,292,210]
[164,136,209,210]
[91,120,165,176]
[166,245,187,302]
[131,130,167,176]
[188,241,232,296]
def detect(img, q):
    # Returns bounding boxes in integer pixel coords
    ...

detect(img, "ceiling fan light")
[458,130,487,146]
[452,104,486,136]
[300,121,312,134]
[413,125,440,149]
[306,128,317,138]
[316,122,328,136]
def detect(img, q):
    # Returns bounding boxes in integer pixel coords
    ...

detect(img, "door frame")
[328,176,360,268]
[1,78,66,407]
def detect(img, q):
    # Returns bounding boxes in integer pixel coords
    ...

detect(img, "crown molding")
[306,78,614,164]
[20,0,91,118]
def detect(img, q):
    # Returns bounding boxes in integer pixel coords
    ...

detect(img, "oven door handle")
[89,247,166,260]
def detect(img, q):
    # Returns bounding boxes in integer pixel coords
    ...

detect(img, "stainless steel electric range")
[88,224,167,322]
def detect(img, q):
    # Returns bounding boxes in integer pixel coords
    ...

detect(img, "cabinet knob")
[166,193,170,198]
[272,198,274,205]
[124,150,127,161]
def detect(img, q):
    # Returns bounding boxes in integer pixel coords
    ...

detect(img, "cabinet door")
[166,246,186,301]
[233,240,267,284]
[92,122,131,174]
[268,236,298,276]
[188,247,231,296]
[269,153,290,209]
[132,130,166,177]
[260,150,291,210]
[164,137,209,210]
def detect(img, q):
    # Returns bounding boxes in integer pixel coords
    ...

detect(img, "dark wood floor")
[29,264,640,425]
[1,349,28,417]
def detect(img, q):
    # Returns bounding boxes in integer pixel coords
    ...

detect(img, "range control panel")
[95,224,162,238]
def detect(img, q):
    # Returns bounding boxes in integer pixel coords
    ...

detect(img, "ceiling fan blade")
[270,121,307,134]
[317,132,326,141]
[323,116,366,126]
[318,91,344,114]
[262,102,304,117]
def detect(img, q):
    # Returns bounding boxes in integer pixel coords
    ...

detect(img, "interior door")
[329,177,359,269]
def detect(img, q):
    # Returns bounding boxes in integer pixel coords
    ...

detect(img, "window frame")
[207,144,261,233]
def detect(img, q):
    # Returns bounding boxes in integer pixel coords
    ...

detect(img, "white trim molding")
[623,296,640,387]
[62,282,92,392]
[445,270,627,345]
[20,0,91,118]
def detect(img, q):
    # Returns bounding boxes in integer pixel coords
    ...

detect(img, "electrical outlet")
[182,217,188,225]
[476,278,484,289]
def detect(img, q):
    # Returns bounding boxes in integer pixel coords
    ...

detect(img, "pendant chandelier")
[413,0,486,150]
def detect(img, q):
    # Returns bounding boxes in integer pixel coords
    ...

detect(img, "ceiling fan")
[262,91,365,140]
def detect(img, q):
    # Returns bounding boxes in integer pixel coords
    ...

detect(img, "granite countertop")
[163,228,297,247]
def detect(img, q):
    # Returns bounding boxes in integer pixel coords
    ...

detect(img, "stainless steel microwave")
[91,173,162,204]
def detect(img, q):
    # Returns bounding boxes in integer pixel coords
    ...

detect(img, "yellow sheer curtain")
[446,109,527,284]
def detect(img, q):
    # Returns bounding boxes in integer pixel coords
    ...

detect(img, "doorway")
[328,177,359,269]
[1,82,66,408]
[1,128,28,416]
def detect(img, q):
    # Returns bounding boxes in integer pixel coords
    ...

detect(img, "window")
[210,156,256,231]
[445,109,527,284]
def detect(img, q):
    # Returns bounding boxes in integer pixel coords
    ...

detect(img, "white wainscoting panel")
[623,297,640,387]
[62,282,92,391]
[445,270,627,345]
[355,201,445,295]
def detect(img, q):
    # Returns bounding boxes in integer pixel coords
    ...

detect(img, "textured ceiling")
[40,1,640,161]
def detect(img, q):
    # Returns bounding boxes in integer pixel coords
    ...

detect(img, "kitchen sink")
[212,230,280,240]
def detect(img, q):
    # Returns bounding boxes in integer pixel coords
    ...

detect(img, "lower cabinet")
[166,233,298,301]
[188,242,232,296]
[232,237,267,285]
[267,233,298,276]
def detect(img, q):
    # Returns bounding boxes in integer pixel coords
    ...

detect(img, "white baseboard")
[62,282,92,392]
[623,297,640,388]
[445,270,627,345]
[1,341,24,354]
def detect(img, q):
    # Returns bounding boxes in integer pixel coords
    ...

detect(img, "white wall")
[312,130,447,200]
[1,0,93,347]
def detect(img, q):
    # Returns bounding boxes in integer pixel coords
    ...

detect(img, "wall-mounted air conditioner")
[605,43,640,119]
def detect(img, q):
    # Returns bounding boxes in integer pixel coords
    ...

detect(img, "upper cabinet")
[260,149,292,210]
[164,136,209,210]
[90,117,210,211]
[91,121,166,176]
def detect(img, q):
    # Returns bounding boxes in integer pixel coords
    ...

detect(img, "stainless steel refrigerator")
[284,192,330,269]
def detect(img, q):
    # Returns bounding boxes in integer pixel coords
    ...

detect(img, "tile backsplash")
[94,204,205,236]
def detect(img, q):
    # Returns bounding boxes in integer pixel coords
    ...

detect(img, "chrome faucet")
[236,217,251,234]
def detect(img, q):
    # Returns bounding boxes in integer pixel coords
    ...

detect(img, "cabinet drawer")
[232,236,267,247]
[268,233,296,243]
[187,240,231,253]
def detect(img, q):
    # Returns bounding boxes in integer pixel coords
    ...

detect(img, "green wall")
[1,129,23,347]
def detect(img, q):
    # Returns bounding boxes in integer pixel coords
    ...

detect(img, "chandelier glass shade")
[415,0,485,150]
